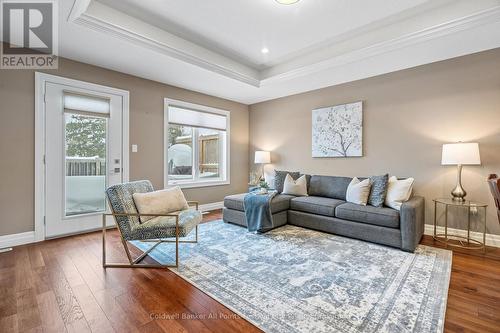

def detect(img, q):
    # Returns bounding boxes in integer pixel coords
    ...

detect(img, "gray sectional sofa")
[223,175,425,252]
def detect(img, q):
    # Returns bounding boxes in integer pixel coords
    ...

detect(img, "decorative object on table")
[433,198,487,251]
[243,190,278,233]
[487,174,500,223]
[384,176,415,210]
[256,180,270,194]
[274,170,301,193]
[103,180,202,268]
[254,150,271,180]
[346,177,372,205]
[368,174,389,207]
[441,142,481,202]
[135,221,452,333]
[282,174,308,196]
[312,101,363,157]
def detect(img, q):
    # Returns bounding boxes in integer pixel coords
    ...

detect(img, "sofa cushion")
[224,193,294,213]
[290,196,345,217]
[335,203,400,229]
[274,170,301,193]
[308,175,352,200]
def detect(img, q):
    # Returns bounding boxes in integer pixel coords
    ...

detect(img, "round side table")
[433,198,487,251]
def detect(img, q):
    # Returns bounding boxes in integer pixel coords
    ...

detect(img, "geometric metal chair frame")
[102,180,201,269]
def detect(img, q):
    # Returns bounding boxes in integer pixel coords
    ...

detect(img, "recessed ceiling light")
[261,48,269,54]
[276,0,300,4]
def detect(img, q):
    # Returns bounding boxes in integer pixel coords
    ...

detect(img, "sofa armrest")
[400,196,425,252]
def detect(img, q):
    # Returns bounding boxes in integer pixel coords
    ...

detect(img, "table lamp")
[255,151,271,181]
[441,142,481,202]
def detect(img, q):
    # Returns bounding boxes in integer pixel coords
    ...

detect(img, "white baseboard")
[424,224,500,248]
[199,201,224,213]
[0,231,36,249]
[0,202,223,249]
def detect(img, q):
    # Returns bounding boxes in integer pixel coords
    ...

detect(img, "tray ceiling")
[53,0,500,103]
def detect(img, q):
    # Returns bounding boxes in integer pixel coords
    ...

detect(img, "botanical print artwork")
[312,101,363,157]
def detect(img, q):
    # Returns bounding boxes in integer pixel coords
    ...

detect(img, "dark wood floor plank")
[138,320,168,333]
[0,249,16,269]
[61,238,138,333]
[38,241,92,333]
[15,288,42,332]
[115,292,154,327]
[0,268,17,318]
[14,247,34,292]
[83,239,215,332]
[36,290,67,333]
[0,314,18,333]
[1,211,499,333]
[28,245,45,269]
[70,283,115,333]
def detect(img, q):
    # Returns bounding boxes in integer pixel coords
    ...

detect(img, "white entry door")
[43,78,128,238]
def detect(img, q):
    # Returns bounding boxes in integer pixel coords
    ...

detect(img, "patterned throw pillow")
[368,174,389,207]
[274,170,300,193]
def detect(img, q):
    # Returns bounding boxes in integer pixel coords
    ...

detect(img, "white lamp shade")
[255,151,271,164]
[441,143,481,165]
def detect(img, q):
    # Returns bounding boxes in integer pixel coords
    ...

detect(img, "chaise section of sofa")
[223,193,295,228]
[222,175,425,252]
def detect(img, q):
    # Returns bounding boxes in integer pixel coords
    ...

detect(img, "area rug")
[133,221,452,333]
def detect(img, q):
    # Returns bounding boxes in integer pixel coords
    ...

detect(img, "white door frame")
[35,72,130,241]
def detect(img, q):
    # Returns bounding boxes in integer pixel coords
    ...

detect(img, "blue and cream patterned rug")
[133,220,452,333]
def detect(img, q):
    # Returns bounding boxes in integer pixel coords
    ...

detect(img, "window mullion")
[193,127,199,181]
[219,132,224,181]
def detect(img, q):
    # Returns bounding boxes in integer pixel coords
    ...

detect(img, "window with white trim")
[164,99,230,188]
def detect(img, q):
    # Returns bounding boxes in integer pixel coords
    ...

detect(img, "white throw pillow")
[132,186,189,223]
[282,174,308,196]
[346,177,372,206]
[384,176,415,210]
[264,171,275,190]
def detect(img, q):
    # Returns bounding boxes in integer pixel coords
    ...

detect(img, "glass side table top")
[433,198,488,207]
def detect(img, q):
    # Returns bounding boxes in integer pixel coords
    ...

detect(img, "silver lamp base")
[451,164,467,202]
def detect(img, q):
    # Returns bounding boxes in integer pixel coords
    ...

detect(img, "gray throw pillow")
[368,174,389,207]
[274,170,300,193]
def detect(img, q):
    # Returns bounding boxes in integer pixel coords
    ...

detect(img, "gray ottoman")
[223,193,294,228]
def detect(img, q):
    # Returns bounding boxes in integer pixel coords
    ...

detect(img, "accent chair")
[103,180,202,268]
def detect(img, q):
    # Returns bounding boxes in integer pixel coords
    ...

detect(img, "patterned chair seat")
[130,209,202,240]
[104,180,202,268]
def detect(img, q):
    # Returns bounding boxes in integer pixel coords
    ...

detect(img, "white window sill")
[167,180,230,189]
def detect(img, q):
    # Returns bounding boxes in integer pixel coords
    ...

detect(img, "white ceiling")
[97,0,432,68]
[55,0,500,104]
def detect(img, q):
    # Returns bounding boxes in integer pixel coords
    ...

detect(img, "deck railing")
[66,157,106,176]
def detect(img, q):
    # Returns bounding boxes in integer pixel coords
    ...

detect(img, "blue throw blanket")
[244,190,277,233]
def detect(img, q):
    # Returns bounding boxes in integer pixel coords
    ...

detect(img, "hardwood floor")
[1,210,499,333]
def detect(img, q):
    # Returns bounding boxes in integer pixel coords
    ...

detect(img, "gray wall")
[0,57,249,236]
[249,48,500,235]
[1,47,499,238]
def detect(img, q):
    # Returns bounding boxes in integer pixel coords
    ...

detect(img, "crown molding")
[68,1,500,90]
[260,5,500,85]
[68,0,261,87]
